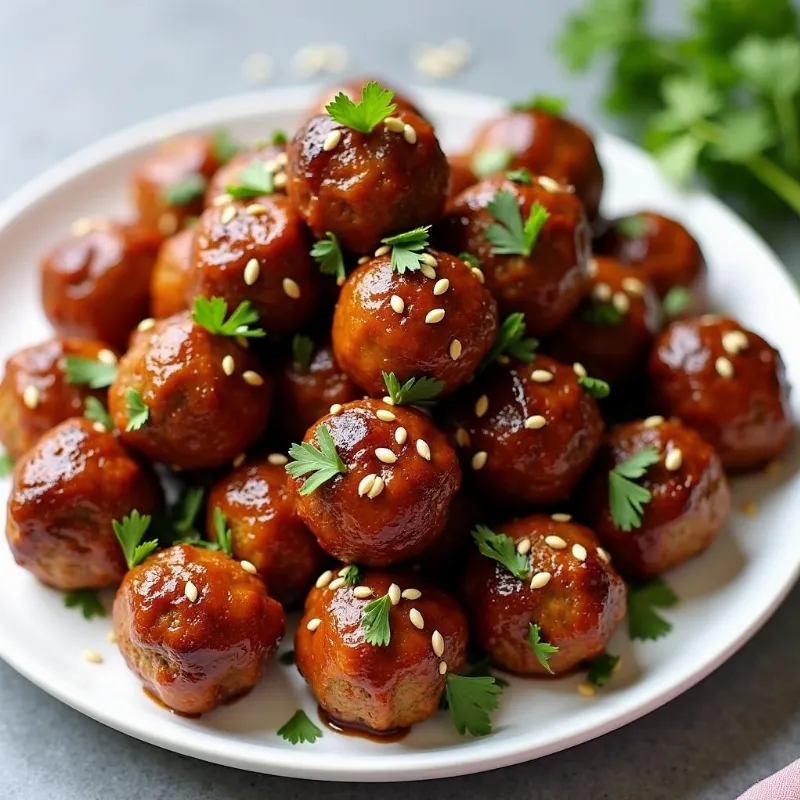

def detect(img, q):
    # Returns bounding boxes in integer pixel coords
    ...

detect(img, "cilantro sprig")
[84,397,113,431]
[64,355,117,389]
[292,334,315,372]
[113,510,158,569]
[511,94,568,115]
[506,168,533,185]
[616,214,649,239]
[192,297,266,338]
[459,252,481,270]
[628,579,678,640]
[381,226,432,274]
[341,565,360,585]
[211,129,239,164]
[382,372,444,406]
[446,674,503,737]
[609,446,661,531]
[479,313,539,372]
[0,451,13,477]
[578,375,611,399]
[164,174,207,206]
[325,80,396,133]
[471,147,513,179]
[277,710,323,745]
[662,286,693,318]
[471,525,529,581]
[582,303,623,326]
[310,232,346,285]
[225,161,275,199]
[125,389,149,432]
[362,593,392,646]
[528,623,559,674]
[286,426,348,495]
[212,507,233,557]
[64,589,105,620]
[586,653,621,687]
[486,191,550,257]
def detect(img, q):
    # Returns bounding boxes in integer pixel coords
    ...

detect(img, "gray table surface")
[1,1,799,798]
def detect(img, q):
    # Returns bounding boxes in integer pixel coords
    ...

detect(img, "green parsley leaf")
[506,168,533,185]
[64,588,105,620]
[479,312,539,372]
[212,507,233,557]
[446,674,503,737]
[609,446,661,531]
[582,303,623,326]
[163,174,207,206]
[486,191,550,257]
[662,286,693,317]
[325,80,396,133]
[226,160,275,199]
[578,375,611,398]
[382,371,444,406]
[616,213,649,239]
[627,578,678,641]
[654,133,704,185]
[710,107,777,163]
[83,397,113,431]
[286,426,348,495]
[459,252,481,270]
[172,487,205,535]
[362,593,392,646]
[310,232,346,285]
[511,94,568,115]
[528,623,559,673]
[64,356,117,389]
[211,129,239,164]
[292,334,315,372]
[471,525,529,581]
[112,510,158,569]
[279,650,296,665]
[192,296,266,338]
[471,147,513,179]
[125,389,149,432]
[734,36,800,97]
[271,129,288,146]
[341,565,360,585]
[277,710,323,744]
[0,451,13,477]
[381,226,431,274]
[586,652,620,687]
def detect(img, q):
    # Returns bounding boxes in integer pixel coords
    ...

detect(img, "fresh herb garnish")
[486,191,550,257]
[292,335,315,372]
[362,593,392,646]
[225,160,274,199]
[506,168,533,185]
[164,174,207,206]
[382,372,444,406]
[341,565,360,585]
[325,80,396,133]
[277,710,323,744]
[271,129,288,146]
[578,375,611,399]
[616,213,649,238]
[471,147,513,179]
[64,589,105,620]
[381,226,432,274]
[459,252,481,270]
[586,653,621,687]
[446,674,503,737]
[211,129,239,164]
[64,356,117,388]
[609,446,661,531]
[662,286,693,317]
[113,510,158,569]
[0,451,13,477]
[628,578,678,640]
[84,397,113,431]
[479,312,539,372]
[171,487,205,536]
[212,507,233,557]
[192,297,266,338]
[471,525,530,581]
[125,389,149,432]
[286,426,348,495]
[528,623,559,673]
[310,232,346,285]
[582,303,624,326]
[459,652,510,688]
[511,94,568,115]
[279,650,296,665]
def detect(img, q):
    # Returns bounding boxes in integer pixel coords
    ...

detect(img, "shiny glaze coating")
[0,337,116,459]
[441,355,604,506]
[440,175,590,336]
[585,419,730,577]
[648,316,793,469]
[548,256,661,383]
[113,544,285,715]
[150,227,195,319]
[461,515,626,675]
[191,194,319,336]
[204,142,286,204]
[467,109,604,220]
[290,399,461,566]
[206,460,327,606]
[274,340,360,444]
[6,417,162,589]
[109,312,271,469]
[41,220,162,350]
[331,250,498,395]
[287,111,449,254]
[295,571,467,732]
[307,78,425,119]
[446,153,477,208]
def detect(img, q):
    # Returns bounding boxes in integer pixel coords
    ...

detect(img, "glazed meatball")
[595,212,707,312]
[287,108,449,253]
[467,107,604,220]
[308,78,425,119]
[547,256,661,384]
[150,227,195,319]
[131,134,225,235]
[462,515,626,675]
[274,338,360,443]
[204,140,286,204]
[6,417,162,590]
[109,312,272,469]
[0,337,116,460]
[191,194,319,336]
[332,250,498,395]
[440,174,590,336]
[113,544,285,715]
[206,459,327,606]
[584,418,730,577]
[41,220,162,350]
[447,153,477,208]
[296,570,467,732]
[289,399,461,566]
[441,355,604,506]
[648,316,793,469]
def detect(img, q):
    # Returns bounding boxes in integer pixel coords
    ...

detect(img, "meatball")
[109,312,271,470]
[461,515,626,675]
[441,355,604,506]
[289,399,461,566]
[274,338,360,443]
[204,141,287,205]
[584,418,730,577]
[595,212,707,313]
[131,134,224,235]
[150,227,195,319]
[113,544,285,715]
[308,78,425,119]
[466,107,604,220]
[332,250,498,395]
[547,256,661,384]
[0,337,117,460]
[296,570,467,732]
[41,220,162,350]
[287,110,449,254]
[440,174,590,336]
[191,194,319,336]
[6,417,162,590]
[648,316,793,469]
[447,153,477,208]
[206,459,327,606]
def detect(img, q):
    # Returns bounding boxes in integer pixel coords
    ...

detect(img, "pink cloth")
[739,759,800,799]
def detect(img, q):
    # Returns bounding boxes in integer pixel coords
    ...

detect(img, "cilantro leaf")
[578,375,611,398]
[582,303,623,326]
[0,451,13,477]
[654,133,704,185]
[226,161,275,199]
[310,232,346,284]
[341,565,360,585]
[362,593,392,646]
[164,174,207,206]
[271,129,288,146]
[112,510,158,569]
[211,129,239,164]
[292,334,315,372]
[125,389,149,432]
[382,372,444,406]
[609,446,661,531]
[506,168,533,185]
[192,297,266,338]
[381,226,431,274]
[734,36,800,97]
[471,147,513,179]
[64,356,117,389]
[64,588,105,620]
[710,107,777,163]
[83,397,113,431]
[471,525,529,581]
[528,623,559,674]
[627,578,678,640]
[616,213,649,239]
[662,286,693,317]
[326,80,396,133]
[279,650,296,665]
[586,652,620,687]
[212,507,233,557]
[511,94,568,115]
[486,191,550,257]
[277,710,323,744]
[286,426,348,495]
[479,313,539,372]
[446,674,503,737]
[459,252,481,270]
[171,487,205,535]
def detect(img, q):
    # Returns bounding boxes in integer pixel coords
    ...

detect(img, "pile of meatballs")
[2,78,793,737]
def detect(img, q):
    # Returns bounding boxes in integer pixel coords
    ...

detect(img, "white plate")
[0,86,799,782]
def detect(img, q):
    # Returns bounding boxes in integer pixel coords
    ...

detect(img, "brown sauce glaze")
[317,706,409,743]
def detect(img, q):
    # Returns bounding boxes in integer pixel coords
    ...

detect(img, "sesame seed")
[388,583,401,605]
[530,571,551,589]
[416,439,431,460]
[643,415,664,428]
[367,476,385,499]
[433,278,450,296]
[240,560,257,574]
[275,152,289,167]
[328,577,345,590]
[375,447,397,464]
[267,453,288,466]
[475,395,489,417]
[545,535,567,550]
[97,349,117,365]
[516,538,531,555]
[376,409,396,422]
[524,415,547,429]
[531,369,554,383]
[537,175,565,193]
[431,630,445,657]
[92,421,106,433]
[384,116,405,133]
[572,543,588,561]
[403,124,418,144]
[421,253,438,267]
[622,276,646,297]
[307,617,322,631]
[425,308,446,324]
[722,330,749,355]
[374,245,390,257]
[22,385,39,410]
[455,428,470,447]
[358,256,370,265]
[338,566,352,577]
[578,682,597,698]
[137,318,156,332]
[593,283,612,302]
[471,451,488,470]
[246,203,268,216]
[402,588,422,600]
[107,629,117,644]
[715,356,734,379]
[232,453,246,468]
[323,129,342,151]
[330,403,343,415]
[222,355,235,376]
[242,370,264,386]
[741,500,759,516]
[665,448,683,471]
[220,205,237,224]
[395,427,408,445]
[282,277,301,299]
[185,581,198,602]
[586,258,599,277]
[390,295,405,314]
[244,258,261,285]
[212,194,232,206]
[358,474,377,497]
[449,339,463,360]
[612,291,630,315]
[316,570,334,588]
[82,650,104,664]
[438,661,448,675]
[551,513,572,522]
[353,586,373,599]
[409,608,425,629]
[273,172,288,189]
[382,396,395,405]
[573,362,587,378]
[471,267,485,283]
[158,213,178,236]
[420,265,437,280]
[596,547,611,564]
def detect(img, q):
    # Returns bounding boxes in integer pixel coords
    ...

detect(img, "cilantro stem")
[774,92,800,169]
